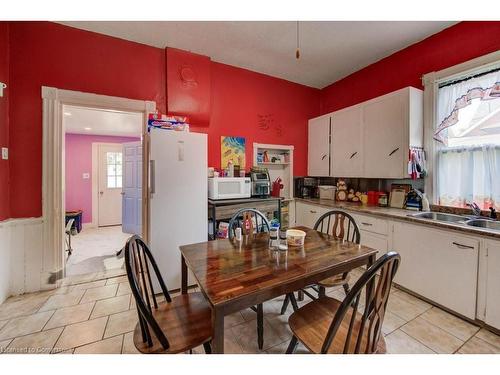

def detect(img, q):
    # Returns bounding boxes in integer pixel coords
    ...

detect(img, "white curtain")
[435,69,500,143]
[438,145,500,210]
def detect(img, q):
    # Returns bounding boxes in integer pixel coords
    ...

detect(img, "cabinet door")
[295,202,329,229]
[308,116,330,177]
[360,230,388,259]
[392,222,478,319]
[331,106,364,177]
[363,93,406,178]
[485,240,500,329]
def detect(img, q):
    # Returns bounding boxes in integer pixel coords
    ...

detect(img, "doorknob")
[99,191,104,195]
[120,192,125,195]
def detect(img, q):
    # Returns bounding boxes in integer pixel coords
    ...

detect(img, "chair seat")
[133,292,212,354]
[288,296,386,354]
[317,273,350,288]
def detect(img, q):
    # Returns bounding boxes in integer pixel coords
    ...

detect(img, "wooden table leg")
[181,255,188,295]
[211,306,224,353]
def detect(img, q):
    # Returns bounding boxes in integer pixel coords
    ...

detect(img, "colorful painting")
[221,136,246,169]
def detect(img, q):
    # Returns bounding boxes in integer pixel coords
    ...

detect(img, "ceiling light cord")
[296,21,300,59]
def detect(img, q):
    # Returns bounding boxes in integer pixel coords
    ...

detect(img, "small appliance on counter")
[295,177,319,198]
[250,167,271,198]
[208,177,251,200]
[405,189,423,211]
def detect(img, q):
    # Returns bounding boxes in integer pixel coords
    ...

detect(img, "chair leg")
[203,342,212,354]
[318,286,326,298]
[257,303,264,350]
[342,282,350,296]
[297,290,304,301]
[289,293,299,312]
[280,294,290,315]
[286,336,299,354]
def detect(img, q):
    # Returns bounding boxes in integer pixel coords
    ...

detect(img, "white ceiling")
[63,105,143,137]
[59,21,457,88]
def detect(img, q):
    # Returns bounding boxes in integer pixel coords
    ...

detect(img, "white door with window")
[98,144,123,226]
[122,141,142,235]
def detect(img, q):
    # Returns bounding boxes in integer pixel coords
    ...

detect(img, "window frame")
[422,50,500,205]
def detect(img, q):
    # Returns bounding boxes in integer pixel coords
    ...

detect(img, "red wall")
[0,23,9,221]
[320,21,500,114]
[8,22,166,219]
[192,61,319,174]
[7,21,319,219]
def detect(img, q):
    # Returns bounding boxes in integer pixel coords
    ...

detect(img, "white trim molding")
[0,218,44,303]
[41,87,155,292]
[421,50,500,204]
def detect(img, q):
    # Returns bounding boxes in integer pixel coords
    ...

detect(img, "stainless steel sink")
[408,212,467,223]
[465,219,500,231]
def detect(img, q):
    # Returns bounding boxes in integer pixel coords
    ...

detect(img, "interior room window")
[106,151,123,188]
[435,68,500,210]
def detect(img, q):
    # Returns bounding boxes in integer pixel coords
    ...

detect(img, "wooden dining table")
[180,226,378,353]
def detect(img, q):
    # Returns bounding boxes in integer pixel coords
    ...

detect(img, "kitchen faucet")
[467,202,482,216]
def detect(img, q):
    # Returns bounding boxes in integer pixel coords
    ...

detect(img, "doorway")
[63,105,144,278]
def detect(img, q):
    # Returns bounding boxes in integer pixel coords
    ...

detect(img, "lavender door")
[122,141,142,235]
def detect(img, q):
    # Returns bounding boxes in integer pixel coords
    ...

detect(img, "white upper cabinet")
[308,114,330,177]
[307,87,423,179]
[330,105,364,177]
[363,87,423,178]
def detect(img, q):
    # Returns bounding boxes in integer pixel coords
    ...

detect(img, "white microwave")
[208,177,251,200]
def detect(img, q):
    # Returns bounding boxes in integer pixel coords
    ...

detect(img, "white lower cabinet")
[294,200,500,325]
[295,201,330,229]
[392,221,479,319]
[484,240,500,329]
[359,230,388,259]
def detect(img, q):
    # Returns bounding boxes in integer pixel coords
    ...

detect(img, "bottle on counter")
[227,160,234,177]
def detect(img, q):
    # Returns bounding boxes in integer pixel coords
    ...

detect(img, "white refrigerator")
[149,128,207,291]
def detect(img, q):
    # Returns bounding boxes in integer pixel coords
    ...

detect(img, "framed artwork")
[221,136,246,169]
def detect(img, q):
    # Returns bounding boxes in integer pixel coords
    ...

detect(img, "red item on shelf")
[367,191,376,205]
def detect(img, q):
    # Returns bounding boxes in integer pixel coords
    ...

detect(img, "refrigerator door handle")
[150,160,156,195]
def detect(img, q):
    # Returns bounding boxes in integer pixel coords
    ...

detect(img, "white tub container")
[319,185,336,200]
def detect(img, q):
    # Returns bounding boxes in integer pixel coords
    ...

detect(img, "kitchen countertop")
[296,198,500,240]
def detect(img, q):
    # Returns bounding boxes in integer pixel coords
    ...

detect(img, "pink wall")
[0,23,9,221]
[65,133,140,224]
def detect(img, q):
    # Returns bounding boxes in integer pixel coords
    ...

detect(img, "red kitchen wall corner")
[166,47,211,126]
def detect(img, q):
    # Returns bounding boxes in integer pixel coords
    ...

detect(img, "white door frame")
[42,86,155,286]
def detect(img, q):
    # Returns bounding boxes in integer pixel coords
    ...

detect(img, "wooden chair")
[286,251,400,354]
[281,210,361,312]
[125,235,212,354]
[228,208,299,350]
[314,210,360,297]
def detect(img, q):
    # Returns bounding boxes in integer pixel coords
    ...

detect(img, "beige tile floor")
[0,268,499,354]
[66,225,131,277]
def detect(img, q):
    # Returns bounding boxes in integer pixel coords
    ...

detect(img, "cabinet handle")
[361,222,373,226]
[388,147,400,156]
[349,151,358,159]
[310,210,317,214]
[452,242,475,250]
[321,154,327,160]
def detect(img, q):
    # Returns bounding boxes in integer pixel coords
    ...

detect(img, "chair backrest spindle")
[314,210,360,244]
[125,235,172,350]
[320,252,401,354]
